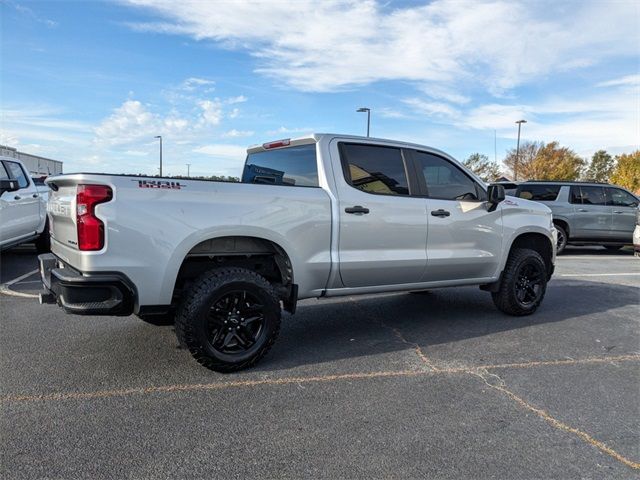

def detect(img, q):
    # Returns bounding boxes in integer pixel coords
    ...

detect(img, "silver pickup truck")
[39,134,556,372]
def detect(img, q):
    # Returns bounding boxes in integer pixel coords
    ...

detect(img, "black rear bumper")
[38,253,136,316]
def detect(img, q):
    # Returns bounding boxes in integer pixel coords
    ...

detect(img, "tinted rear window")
[516,184,561,201]
[242,144,318,187]
[340,143,409,196]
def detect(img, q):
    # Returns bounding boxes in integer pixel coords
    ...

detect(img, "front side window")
[4,161,29,188]
[606,188,638,207]
[516,184,561,201]
[242,144,318,187]
[340,143,409,196]
[571,186,607,205]
[414,151,482,201]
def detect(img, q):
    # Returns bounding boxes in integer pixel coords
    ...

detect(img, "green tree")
[610,151,640,194]
[463,153,502,182]
[529,142,584,180]
[584,150,614,182]
[503,141,543,180]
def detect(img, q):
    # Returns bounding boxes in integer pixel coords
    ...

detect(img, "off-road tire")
[492,248,547,316]
[175,267,281,372]
[554,224,567,254]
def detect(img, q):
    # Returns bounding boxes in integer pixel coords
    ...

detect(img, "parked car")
[0,156,50,252]
[515,181,639,254]
[633,207,640,258]
[39,134,556,372]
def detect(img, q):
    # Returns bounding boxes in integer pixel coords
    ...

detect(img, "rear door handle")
[14,195,21,200]
[431,209,450,217]
[32,193,39,198]
[577,208,588,212]
[345,205,369,215]
[613,210,624,214]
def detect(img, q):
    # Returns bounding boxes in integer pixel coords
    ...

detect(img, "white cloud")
[93,100,161,145]
[225,95,248,104]
[193,143,247,159]
[198,99,223,126]
[221,129,254,138]
[597,74,640,88]
[402,98,460,119]
[123,0,639,93]
[180,77,215,91]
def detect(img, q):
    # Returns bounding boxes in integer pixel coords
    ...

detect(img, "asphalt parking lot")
[1,246,639,479]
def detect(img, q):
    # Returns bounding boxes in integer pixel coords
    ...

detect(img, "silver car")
[515,181,639,253]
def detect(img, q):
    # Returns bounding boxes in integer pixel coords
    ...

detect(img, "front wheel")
[175,267,281,372]
[492,248,548,316]
[554,224,567,254]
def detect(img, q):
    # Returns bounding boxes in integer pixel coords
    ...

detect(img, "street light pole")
[154,135,163,177]
[357,107,371,137]
[514,119,527,181]
[186,163,191,177]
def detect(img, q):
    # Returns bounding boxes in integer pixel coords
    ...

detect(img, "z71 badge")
[135,180,185,190]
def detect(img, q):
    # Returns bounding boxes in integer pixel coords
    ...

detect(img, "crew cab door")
[569,185,611,239]
[0,160,41,244]
[333,142,427,287]
[408,150,503,282]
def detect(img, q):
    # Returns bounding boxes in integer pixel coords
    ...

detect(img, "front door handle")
[32,193,39,198]
[345,205,370,215]
[613,210,624,214]
[14,195,21,200]
[577,208,588,212]
[431,209,450,217]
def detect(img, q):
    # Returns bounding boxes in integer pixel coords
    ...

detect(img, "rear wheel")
[554,224,567,254]
[492,248,548,316]
[175,267,281,372]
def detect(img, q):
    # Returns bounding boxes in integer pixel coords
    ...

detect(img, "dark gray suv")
[515,181,639,253]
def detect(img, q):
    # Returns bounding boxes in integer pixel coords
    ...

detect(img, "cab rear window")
[242,144,318,187]
[516,184,561,201]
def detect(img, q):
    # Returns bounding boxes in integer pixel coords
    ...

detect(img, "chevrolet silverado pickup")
[39,134,556,372]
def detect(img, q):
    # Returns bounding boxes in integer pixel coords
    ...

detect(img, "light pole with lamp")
[154,135,163,177]
[357,107,371,137]
[186,163,191,177]
[514,119,527,181]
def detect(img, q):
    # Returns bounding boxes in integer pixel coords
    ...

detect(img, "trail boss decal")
[135,180,185,190]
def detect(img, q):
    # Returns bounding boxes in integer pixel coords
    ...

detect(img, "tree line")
[463,142,640,194]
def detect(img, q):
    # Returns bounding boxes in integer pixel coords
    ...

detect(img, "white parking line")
[0,269,40,299]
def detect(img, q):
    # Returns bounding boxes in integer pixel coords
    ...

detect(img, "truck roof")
[247,133,453,160]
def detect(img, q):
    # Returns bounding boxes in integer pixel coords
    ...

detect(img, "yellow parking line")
[0,369,428,403]
[475,374,640,470]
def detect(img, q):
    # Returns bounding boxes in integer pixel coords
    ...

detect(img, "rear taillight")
[77,184,112,251]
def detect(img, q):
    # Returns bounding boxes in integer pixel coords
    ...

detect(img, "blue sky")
[1,0,638,177]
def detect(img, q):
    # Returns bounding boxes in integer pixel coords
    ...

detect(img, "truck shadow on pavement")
[254,279,640,372]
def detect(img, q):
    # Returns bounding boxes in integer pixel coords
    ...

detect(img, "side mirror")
[0,179,19,196]
[487,184,505,211]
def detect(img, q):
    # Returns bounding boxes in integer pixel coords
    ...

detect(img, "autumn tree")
[584,150,614,182]
[503,141,583,180]
[463,153,501,182]
[610,151,640,194]
[529,142,584,180]
[503,141,542,180]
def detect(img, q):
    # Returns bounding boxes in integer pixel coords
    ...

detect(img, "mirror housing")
[0,179,19,196]
[487,184,505,211]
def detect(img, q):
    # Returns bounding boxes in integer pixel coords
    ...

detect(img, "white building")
[0,145,63,176]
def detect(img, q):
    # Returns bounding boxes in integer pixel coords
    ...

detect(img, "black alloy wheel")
[208,290,266,354]
[514,262,544,307]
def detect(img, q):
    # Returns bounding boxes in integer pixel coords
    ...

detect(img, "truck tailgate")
[46,181,78,250]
